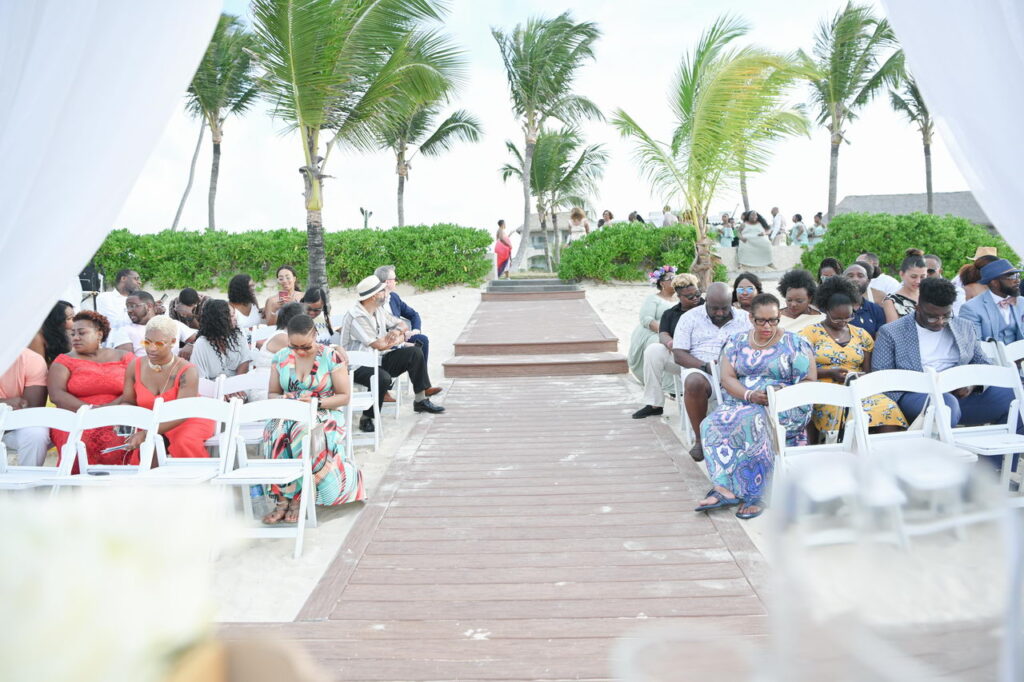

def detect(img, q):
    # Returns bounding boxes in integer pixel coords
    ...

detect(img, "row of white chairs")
[0,397,321,558]
[767,363,1024,545]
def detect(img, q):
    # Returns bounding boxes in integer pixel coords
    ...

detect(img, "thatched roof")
[834,191,993,227]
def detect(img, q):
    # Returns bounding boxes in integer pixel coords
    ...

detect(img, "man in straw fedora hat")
[340,275,445,433]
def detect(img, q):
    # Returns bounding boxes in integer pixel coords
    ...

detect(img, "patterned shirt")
[672,305,752,364]
[339,301,402,369]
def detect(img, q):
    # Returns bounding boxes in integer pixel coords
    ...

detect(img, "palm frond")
[611,109,688,204]
[418,109,482,156]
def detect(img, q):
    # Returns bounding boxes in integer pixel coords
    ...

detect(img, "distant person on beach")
[494,219,513,278]
[769,207,787,245]
[808,212,826,246]
[662,206,679,226]
[737,210,772,268]
[718,213,735,249]
[790,214,809,248]
[597,209,613,228]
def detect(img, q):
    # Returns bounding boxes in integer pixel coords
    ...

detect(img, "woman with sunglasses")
[262,314,364,525]
[120,315,215,460]
[627,265,681,385]
[697,293,816,520]
[48,310,133,468]
[731,272,762,312]
[799,276,906,443]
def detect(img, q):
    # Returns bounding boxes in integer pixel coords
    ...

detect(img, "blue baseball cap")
[979,258,1020,285]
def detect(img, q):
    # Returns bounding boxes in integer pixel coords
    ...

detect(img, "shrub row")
[800,213,1017,275]
[93,224,494,290]
[557,222,728,282]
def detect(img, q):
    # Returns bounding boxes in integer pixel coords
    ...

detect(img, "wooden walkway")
[224,375,771,680]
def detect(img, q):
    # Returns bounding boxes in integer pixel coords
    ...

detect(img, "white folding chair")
[768,382,906,546]
[346,349,381,451]
[979,339,1003,365]
[136,397,237,484]
[933,364,1024,492]
[212,398,318,558]
[0,405,85,490]
[52,403,165,487]
[198,376,221,399]
[1001,339,1024,366]
[674,360,721,445]
[250,325,277,348]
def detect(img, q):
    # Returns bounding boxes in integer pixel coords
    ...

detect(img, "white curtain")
[882,0,1024,257]
[0,0,220,374]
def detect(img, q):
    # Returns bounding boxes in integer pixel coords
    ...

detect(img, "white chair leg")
[1001,453,1013,492]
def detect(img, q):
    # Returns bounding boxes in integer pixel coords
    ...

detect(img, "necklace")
[151,358,180,396]
[148,357,175,373]
[750,329,779,349]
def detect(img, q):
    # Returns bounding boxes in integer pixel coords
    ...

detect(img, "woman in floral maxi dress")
[698,294,816,520]
[263,315,364,524]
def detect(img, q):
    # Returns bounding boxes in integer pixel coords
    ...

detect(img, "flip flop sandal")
[736,499,765,520]
[694,489,740,512]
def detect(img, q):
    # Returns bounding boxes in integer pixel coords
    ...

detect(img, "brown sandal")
[262,498,289,524]
[284,495,302,524]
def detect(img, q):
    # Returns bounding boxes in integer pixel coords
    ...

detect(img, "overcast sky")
[113,0,968,234]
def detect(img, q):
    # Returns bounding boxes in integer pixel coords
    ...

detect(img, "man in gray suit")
[958,258,1024,344]
[874,277,1018,430]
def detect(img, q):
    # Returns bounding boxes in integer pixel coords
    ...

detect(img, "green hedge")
[94,224,493,290]
[557,222,728,282]
[800,213,1017,275]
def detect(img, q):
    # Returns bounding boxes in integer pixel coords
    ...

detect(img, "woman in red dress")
[121,315,215,461]
[48,311,133,469]
[495,220,513,278]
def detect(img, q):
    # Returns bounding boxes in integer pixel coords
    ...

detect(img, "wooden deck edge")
[295,411,439,621]
[454,340,618,355]
[481,291,585,301]
[444,361,628,378]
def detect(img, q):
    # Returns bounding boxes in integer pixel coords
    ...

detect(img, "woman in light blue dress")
[696,293,815,520]
[627,266,678,383]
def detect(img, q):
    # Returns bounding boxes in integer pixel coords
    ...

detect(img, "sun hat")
[356,275,386,301]
[967,246,998,261]
[978,258,1020,285]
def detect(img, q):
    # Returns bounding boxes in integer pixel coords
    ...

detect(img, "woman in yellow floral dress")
[800,276,907,440]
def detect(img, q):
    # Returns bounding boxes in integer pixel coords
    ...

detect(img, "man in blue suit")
[375,265,440,397]
[957,258,1024,344]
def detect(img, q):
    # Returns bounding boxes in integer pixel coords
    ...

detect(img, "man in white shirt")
[857,251,900,304]
[669,283,751,462]
[109,291,195,358]
[769,207,787,245]
[661,205,679,227]
[95,268,140,331]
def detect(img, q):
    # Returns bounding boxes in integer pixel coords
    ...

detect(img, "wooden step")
[489,278,575,287]
[455,335,617,355]
[481,290,585,301]
[443,352,628,378]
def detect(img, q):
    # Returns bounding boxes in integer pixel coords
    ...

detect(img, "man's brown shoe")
[424,386,443,397]
[383,392,396,403]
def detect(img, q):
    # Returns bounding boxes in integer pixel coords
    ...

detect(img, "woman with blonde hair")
[569,207,590,239]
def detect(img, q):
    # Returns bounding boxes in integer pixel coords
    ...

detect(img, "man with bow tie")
[958,258,1024,344]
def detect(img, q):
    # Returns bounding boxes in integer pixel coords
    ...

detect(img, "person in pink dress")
[495,219,513,278]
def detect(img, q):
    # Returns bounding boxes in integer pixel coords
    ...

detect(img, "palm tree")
[889,76,934,213]
[185,13,259,231]
[251,0,459,289]
[501,128,607,270]
[800,2,902,220]
[377,103,481,227]
[612,15,806,287]
[170,121,205,231]
[492,12,602,272]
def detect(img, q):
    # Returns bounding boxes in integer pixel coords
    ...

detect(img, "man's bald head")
[706,282,729,304]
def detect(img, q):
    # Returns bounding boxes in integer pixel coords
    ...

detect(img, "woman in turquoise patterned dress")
[262,314,365,524]
[697,293,816,520]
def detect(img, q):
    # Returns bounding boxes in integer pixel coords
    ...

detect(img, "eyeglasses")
[678,291,700,300]
[827,313,855,323]
[752,317,781,327]
[736,287,757,295]
[141,339,170,349]
[921,313,953,324]
[1000,273,1021,281]
[289,343,314,352]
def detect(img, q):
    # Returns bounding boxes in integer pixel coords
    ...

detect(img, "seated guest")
[29,300,74,366]
[0,349,50,465]
[778,269,824,332]
[874,277,1020,433]
[377,264,435,369]
[228,273,263,329]
[697,293,815,520]
[957,253,1001,303]
[731,272,762,312]
[110,291,195,358]
[843,262,887,338]
[340,276,444,434]
[924,254,943,278]
[168,287,208,330]
[882,248,928,322]
[263,265,304,326]
[817,258,843,282]
[253,302,304,370]
[958,258,1024,344]
[628,265,678,385]
[95,268,140,331]
[858,251,900,304]
[671,282,753,461]
[48,311,133,468]
[632,273,703,420]
[262,314,364,524]
[190,299,252,380]
[800,276,906,442]
[300,286,335,344]
[120,316,215,460]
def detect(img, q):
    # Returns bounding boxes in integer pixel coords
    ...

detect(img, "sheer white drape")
[882,0,1024,255]
[0,0,220,374]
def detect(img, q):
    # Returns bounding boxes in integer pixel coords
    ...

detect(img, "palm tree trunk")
[551,208,561,270]
[690,210,714,290]
[172,120,204,231]
[307,207,326,290]
[923,140,933,214]
[827,135,841,221]
[208,125,222,231]
[396,147,408,227]
[511,135,536,272]
[539,210,551,272]
[300,130,327,291]
[739,168,750,213]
